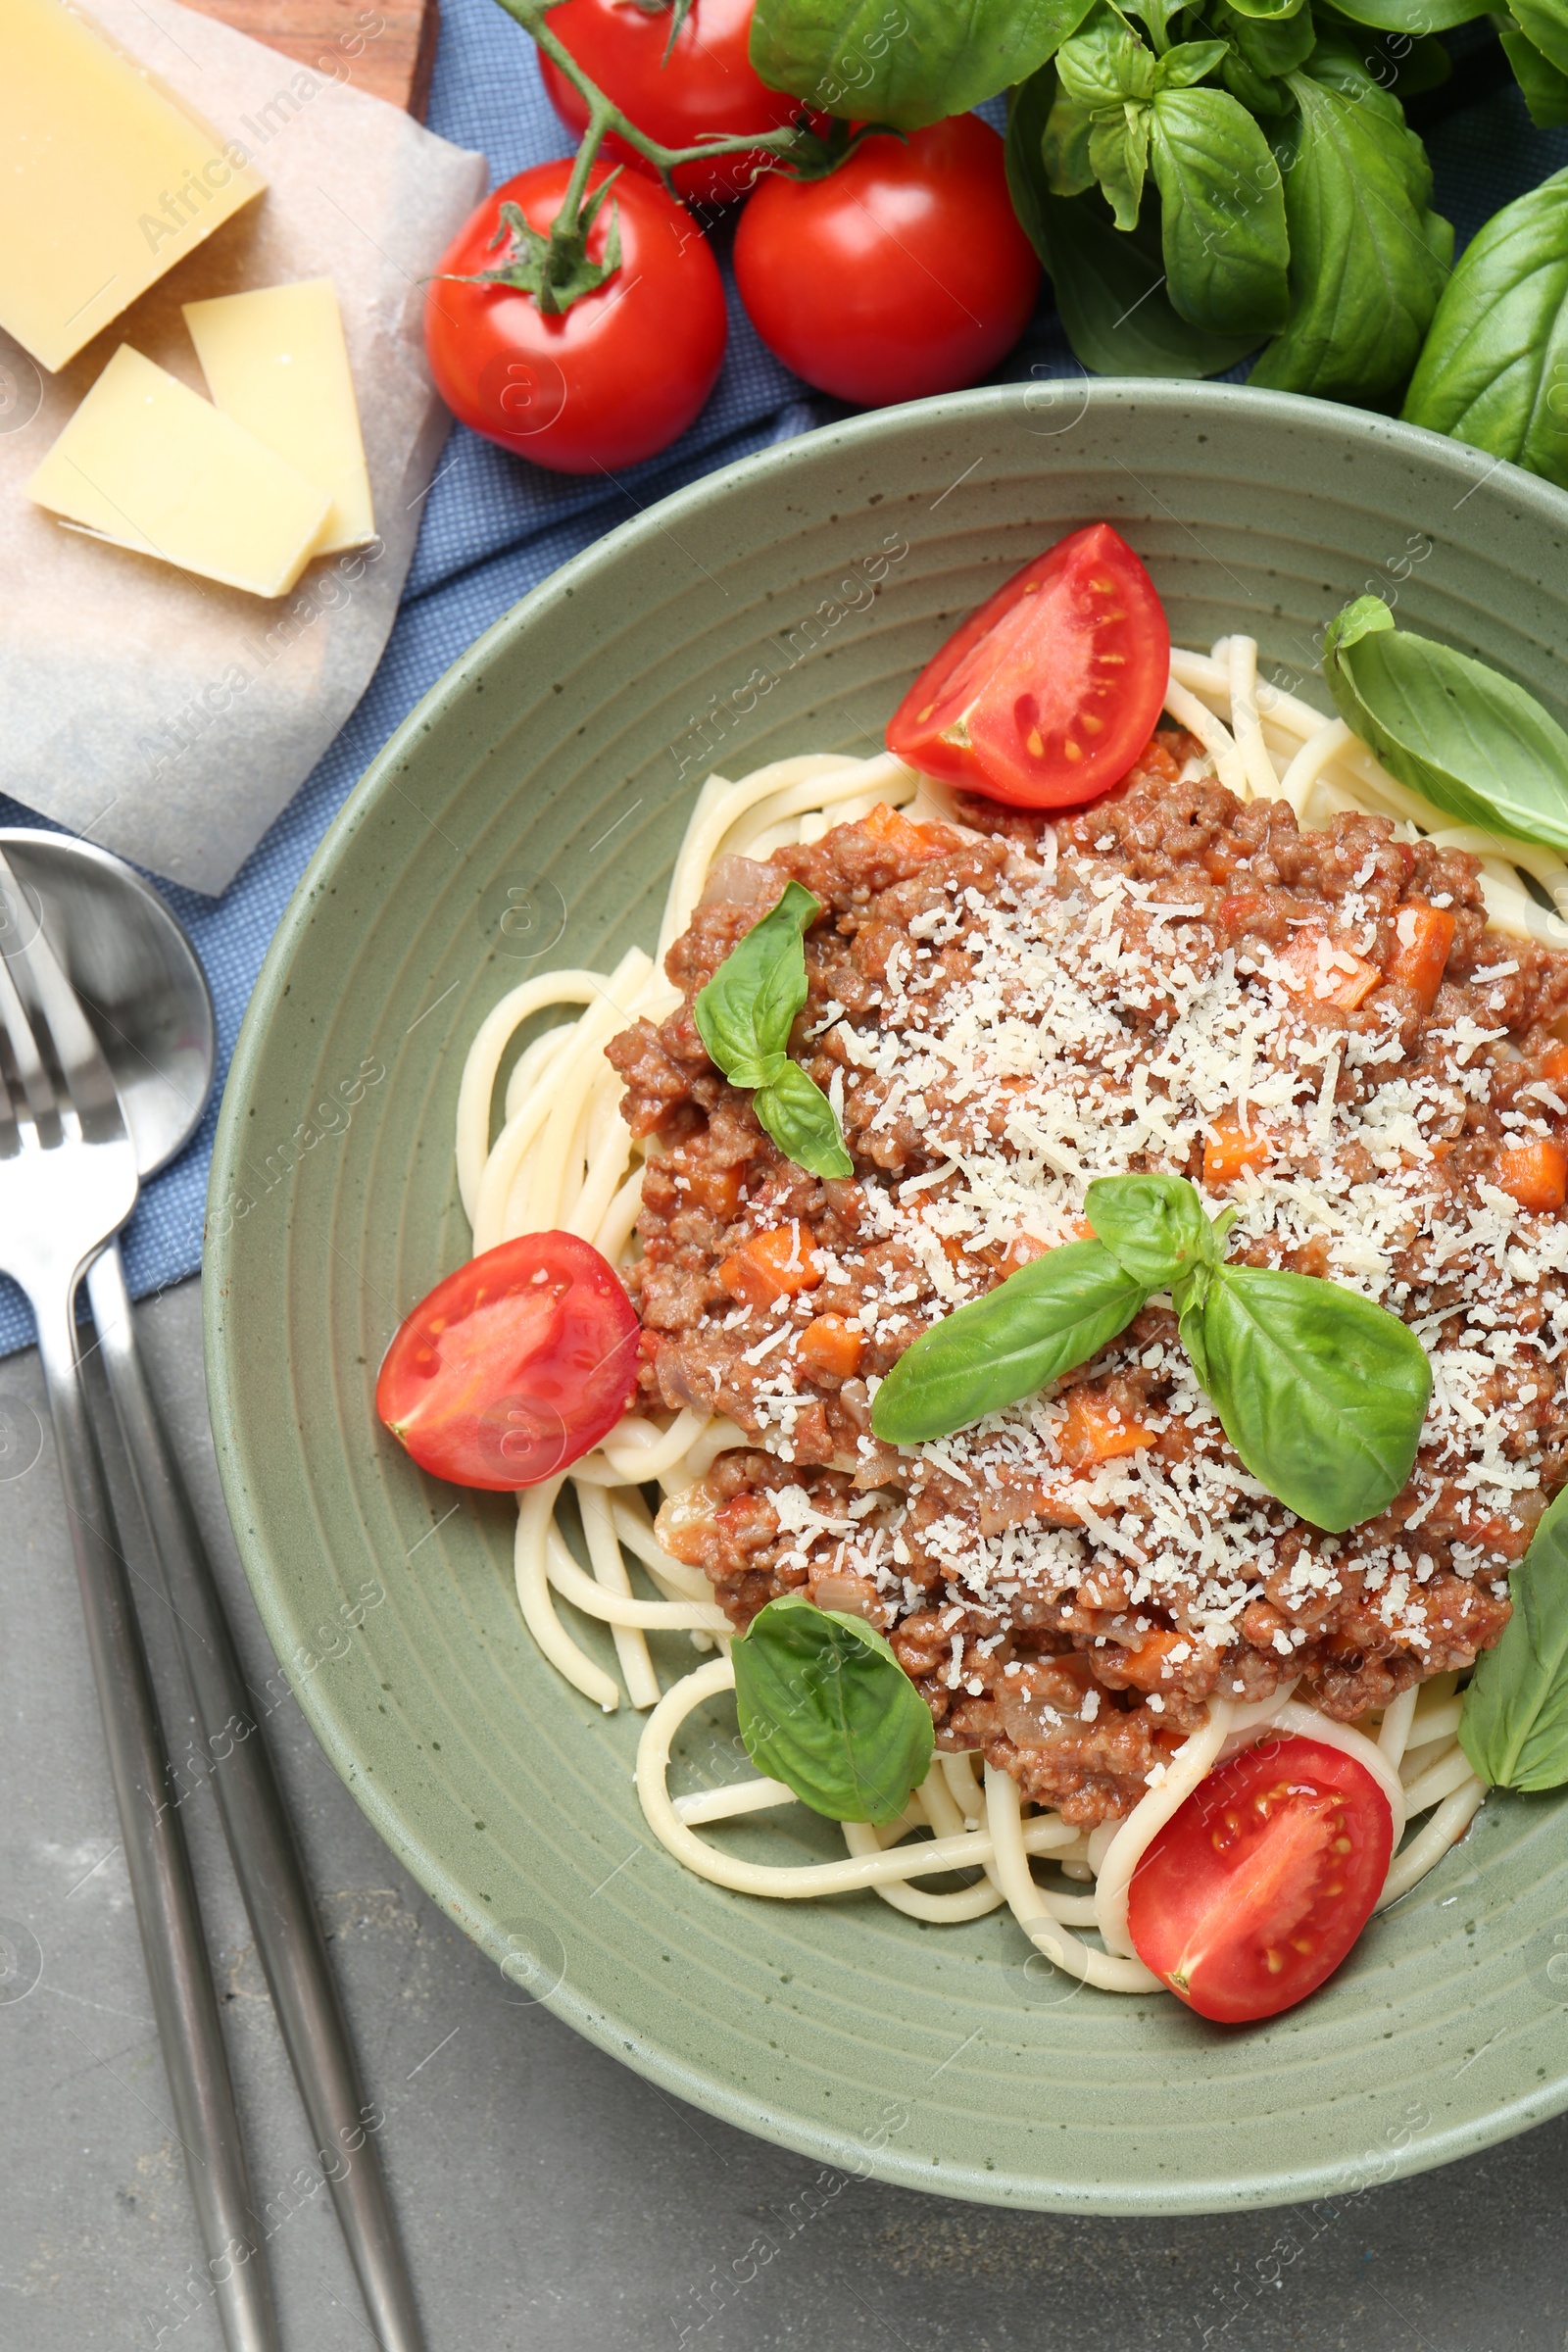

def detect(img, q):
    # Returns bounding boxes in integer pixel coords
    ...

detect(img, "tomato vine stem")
[491,0,808,201]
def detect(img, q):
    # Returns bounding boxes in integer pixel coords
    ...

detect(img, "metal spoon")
[0,830,425,2352]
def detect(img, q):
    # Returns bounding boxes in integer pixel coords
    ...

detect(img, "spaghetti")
[450,637,1546,1997]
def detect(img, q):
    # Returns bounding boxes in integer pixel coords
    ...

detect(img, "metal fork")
[0,850,280,2352]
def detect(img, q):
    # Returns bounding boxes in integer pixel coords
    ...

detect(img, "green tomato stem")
[491,0,808,201]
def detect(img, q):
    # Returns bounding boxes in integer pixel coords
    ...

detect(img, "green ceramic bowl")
[207,381,1568,2215]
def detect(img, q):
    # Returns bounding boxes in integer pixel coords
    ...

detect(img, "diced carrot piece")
[719,1221,824,1304]
[1059,1389,1153,1467]
[799,1313,863,1378]
[684,1165,743,1220]
[1384,903,1456,1010]
[1543,1043,1568,1081]
[999,1223,1093,1280]
[1111,1627,1188,1693]
[1203,1109,1273,1187]
[858,802,953,864]
[1494,1139,1568,1211]
[1278,929,1383,1010]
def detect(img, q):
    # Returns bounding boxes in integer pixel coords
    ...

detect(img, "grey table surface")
[3,1278,1566,2352]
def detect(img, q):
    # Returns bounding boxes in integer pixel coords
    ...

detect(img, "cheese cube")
[0,0,267,374]
[25,345,329,600]
[184,280,375,555]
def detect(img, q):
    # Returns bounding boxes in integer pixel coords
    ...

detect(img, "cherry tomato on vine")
[732,117,1039,408]
[423,162,727,474]
[886,522,1170,809]
[537,0,800,207]
[1127,1736,1395,2024]
[376,1232,640,1491]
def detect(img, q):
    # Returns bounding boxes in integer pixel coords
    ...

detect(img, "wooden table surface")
[177,0,441,116]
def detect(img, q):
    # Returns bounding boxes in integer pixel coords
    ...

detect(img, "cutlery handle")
[87,1246,425,2352]
[33,1282,279,2352]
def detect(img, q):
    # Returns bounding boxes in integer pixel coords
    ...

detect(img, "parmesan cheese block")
[24,345,330,600]
[0,0,267,374]
[184,280,375,556]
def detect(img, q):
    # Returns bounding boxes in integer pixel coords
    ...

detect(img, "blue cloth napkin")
[0,0,1562,1357]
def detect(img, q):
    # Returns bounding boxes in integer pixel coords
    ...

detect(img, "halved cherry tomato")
[375,1233,639,1492]
[886,523,1169,810]
[1127,1735,1394,2023]
[536,0,801,207]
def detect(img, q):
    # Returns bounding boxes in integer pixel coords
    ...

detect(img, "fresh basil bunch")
[694,879,853,1180]
[1322,597,1568,854]
[1006,4,1450,407]
[734,1592,935,1822]
[749,0,1568,437]
[1460,1486,1568,1791]
[871,1172,1432,1533]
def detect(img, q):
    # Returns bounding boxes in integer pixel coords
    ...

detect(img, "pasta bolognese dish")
[376,523,1568,2024]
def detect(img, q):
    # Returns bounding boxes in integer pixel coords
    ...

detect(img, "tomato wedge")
[886,522,1169,810]
[1126,1736,1394,2024]
[375,1233,639,1492]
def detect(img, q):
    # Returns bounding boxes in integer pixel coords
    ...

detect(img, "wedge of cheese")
[0,0,267,374]
[25,345,329,599]
[184,280,375,556]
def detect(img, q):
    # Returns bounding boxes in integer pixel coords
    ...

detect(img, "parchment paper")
[0,0,487,894]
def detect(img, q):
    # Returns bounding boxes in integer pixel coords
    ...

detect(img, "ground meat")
[610,765,1567,1825]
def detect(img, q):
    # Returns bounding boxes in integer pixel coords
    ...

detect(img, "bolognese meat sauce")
[605,737,1568,1827]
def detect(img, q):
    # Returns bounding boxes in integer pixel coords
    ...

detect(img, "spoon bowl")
[0,829,215,1181]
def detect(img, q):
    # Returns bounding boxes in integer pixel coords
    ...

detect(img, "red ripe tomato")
[537,0,800,207]
[1127,1736,1395,2024]
[423,162,727,474]
[375,1233,639,1492]
[886,522,1170,809]
[732,118,1039,407]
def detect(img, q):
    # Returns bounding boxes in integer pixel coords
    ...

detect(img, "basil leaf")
[1199,1265,1431,1532]
[748,0,1096,129]
[1458,1486,1568,1790]
[870,1240,1149,1446]
[1211,0,1314,110]
[1505,0,1568,74]
[1320,0,1482,27]
[695,877,817,1075]
[1056,10,1159,104]
[1250,74,1446,403]
[1401,169,1568,493]
[1223,0,1309,20]
[1305,21,1450,103]
[1089,103,1151,229]
[1154,37,1233,84]
[695,878,853,1176]
[1024,184,1262,375]
[1150,86,1292,335]
[1499,17,1568,123]
[1043,91,1099,195]
[754,1058,854,1180]
[1322,602,1568,854]
[733,1593,935,1825]
[1084,1171,1217,1292]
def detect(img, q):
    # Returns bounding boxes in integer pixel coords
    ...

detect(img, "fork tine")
[0,920,59,1139]
[0,847,122,1144]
